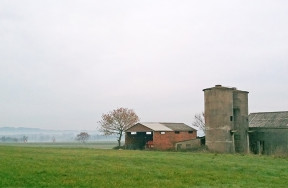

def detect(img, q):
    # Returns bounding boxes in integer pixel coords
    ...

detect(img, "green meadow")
[1,143,288,187]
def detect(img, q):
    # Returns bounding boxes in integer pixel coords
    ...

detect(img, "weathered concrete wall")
[204,85,234,153]
[233,91,249,153]
[175,139,201,150]
[249,128,288,155]
[203,85,249,153]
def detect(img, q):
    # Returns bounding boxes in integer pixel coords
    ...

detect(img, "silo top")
[203,85,249,93]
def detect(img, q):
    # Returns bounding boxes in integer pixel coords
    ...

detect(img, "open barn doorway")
[125,132,153,149]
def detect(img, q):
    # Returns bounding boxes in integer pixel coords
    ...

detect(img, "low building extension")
[125,122,197,150]
[249,111,288,155]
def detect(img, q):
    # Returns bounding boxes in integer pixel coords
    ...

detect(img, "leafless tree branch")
[192,112,205,134]
[98,107,140,147]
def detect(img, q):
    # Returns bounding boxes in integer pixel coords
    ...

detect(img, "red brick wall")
[153,131,197,150]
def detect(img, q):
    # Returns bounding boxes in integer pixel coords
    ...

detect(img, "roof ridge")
[159,122,185,124]
[250,111,288,114]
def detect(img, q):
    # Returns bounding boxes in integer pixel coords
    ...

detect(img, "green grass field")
[0,141,119,149]
[1,143,288,187]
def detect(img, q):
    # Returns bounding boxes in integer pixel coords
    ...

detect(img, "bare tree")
[22,136,28,143]
[98,107,139,147]
[76,132,90,143]
[192,112,205,134]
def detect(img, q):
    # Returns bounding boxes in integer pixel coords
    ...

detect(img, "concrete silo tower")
[203,85,249,153]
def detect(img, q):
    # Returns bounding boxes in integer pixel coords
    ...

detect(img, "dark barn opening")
[125,132,153,149]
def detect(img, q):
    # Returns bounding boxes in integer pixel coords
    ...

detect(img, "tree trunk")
[118,132,122,147]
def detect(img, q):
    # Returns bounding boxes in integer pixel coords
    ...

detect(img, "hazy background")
[1,0,288,130]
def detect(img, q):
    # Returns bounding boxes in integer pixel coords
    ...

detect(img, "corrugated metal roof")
[140,123,173,131]
[249,111,288,128]
[160,123,195,131]
[126,122,195,132]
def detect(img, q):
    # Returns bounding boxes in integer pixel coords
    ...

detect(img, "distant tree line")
[0,136,28,143]
[1,136,19,142]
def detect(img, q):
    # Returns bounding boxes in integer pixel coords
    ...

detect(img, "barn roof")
[140,123,172,131]
[125,122,195,132]
[159,123,195,131]
[249,111,288,128]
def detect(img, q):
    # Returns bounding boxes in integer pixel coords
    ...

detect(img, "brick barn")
[125,122,197,150]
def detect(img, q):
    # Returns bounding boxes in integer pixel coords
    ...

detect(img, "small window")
[146,132,152,135]
[131,132,137,135]
[175,131,180,134]
[230,116,233,121]
[188,131,193,134]
[160,132,165,134]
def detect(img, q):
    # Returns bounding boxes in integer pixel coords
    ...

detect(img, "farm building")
[203,85,288,155]
[124,85,288,154]
[249,111,288,155]
[125,122,197,150]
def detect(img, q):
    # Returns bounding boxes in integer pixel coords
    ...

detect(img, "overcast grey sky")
[1,0,288,130]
